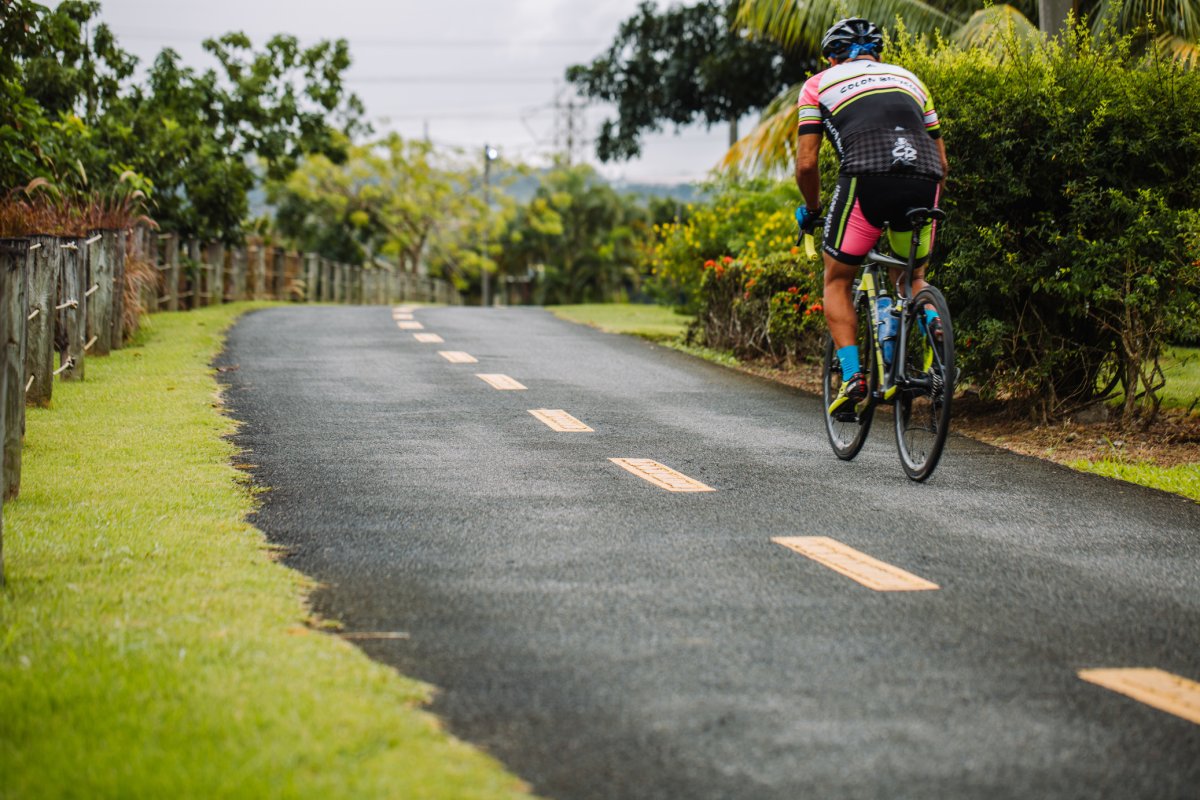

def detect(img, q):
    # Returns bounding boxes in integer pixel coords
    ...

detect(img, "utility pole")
[481,144,498,307]
[553,88,585,166]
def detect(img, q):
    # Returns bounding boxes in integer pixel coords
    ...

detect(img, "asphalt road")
[219,305,1200,800]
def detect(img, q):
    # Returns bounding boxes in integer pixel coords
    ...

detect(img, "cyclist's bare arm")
[796,131,822,210]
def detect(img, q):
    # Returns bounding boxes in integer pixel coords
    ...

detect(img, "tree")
[271,135,493,284]
[496,163,649,303]
[1,0,366,240]
[565,0,811,161]
[727,0,1198,172]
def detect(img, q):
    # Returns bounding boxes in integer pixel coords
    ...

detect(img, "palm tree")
[726,0,1199,171]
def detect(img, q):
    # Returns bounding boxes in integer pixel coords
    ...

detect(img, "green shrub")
[697,248,826,361]
[892,26,1200,420]
[647,176,806,312]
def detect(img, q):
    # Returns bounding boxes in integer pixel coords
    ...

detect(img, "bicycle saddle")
[906,207,946,224]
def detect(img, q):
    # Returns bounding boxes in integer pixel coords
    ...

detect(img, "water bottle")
[876,296,898,366]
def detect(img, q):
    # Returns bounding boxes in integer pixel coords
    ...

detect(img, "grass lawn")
[1161,346,1200,411]
[1068,458,1200,503]
[546,302,690,341]
[1,303,531,799]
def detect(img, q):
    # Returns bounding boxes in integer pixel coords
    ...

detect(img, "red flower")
[704,259,716,269]
[801,294,810,303]
[787,286,799,295]
[722,256,733,265]
[792,303,800,312]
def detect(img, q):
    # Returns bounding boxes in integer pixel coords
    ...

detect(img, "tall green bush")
[893,26,1200,420]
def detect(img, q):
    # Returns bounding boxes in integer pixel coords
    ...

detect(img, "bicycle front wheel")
[822,296,877,460]
[893,286,955,481]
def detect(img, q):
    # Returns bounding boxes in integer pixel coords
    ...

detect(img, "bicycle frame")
[852,215,936,405]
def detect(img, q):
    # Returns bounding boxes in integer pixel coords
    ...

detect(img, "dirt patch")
[731,358,1200,469]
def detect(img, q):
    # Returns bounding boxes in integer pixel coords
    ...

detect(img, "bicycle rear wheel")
[822,296,877,460]
[893,286,955,481]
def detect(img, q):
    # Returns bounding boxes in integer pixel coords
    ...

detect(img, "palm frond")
[720,83,803,175]
[1090,0,1200,41]
[736,0,964,51]
[1155,31,1200,66]
[953,5,1041,54]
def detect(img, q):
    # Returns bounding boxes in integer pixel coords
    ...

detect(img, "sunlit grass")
[547,302,690,341]
[1,303,531,799]
[1068,458,1200,503]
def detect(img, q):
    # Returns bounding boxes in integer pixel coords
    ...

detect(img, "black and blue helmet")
[821,18,883,60]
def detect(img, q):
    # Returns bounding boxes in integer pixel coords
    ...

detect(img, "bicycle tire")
[822,295,877,460]
[893,285,955,481]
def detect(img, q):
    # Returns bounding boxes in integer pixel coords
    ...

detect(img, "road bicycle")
[806,207,955,481]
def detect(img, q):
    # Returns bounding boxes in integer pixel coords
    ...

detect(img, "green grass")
[1068,458,1200,503]
[547,303,742,367]
[1,303,531,799]
[1161,346,1200,411]
[546,302,691,342]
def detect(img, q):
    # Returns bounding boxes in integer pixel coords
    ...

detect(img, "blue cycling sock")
[925,307,939,326]
[837,345,860,382]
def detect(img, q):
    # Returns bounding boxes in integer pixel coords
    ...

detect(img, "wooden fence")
[0,226,462,582]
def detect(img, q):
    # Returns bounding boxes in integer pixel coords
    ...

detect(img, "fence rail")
[0,225,462,583]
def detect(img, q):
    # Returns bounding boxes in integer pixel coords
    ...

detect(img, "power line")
[347,75,560,85]
[114,28,604,49]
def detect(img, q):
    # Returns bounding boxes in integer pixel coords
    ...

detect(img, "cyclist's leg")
[880,178,941,321]
[822,175,882,378]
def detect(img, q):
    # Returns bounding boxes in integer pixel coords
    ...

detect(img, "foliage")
[645,175,817,311]
[0,0,365,240]
[270,134,489,284]
[0,172,153,237]
[697,249,826,361]
[730,0,1200,171]
[566,0,812,162]
[496,162,649,304]
[890,27,1200,421]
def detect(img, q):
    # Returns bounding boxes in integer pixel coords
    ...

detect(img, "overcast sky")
[73,0,740,185]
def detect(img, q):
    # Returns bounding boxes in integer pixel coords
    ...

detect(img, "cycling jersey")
[798,59,944,181]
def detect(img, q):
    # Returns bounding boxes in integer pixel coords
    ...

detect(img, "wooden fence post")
[270,249,283,300]
[249,245,263,300]
[144,229,159,314]
[208,242,225,306]
[2,238,27,502]
[228,246,246,302]
[318,258,330,302]
[162,234,179,311]
[303,253,318,302]
[57,237,86,381]
[110,230,126,349]
[24,234,60,407]
[87,229,116,355]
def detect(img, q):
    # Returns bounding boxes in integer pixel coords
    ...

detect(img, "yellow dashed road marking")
[476,374,526,390]
[609,458,715,492]
[393,306,415,313]
[413,333,444,343]
[529,409,593,432]
[393,313,414,320]
[1079,668,1200,726]
[438,351,478,364]
[771,537,939,592]
[397,321,424,330]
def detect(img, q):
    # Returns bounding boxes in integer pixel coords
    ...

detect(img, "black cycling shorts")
[822,174,941,266]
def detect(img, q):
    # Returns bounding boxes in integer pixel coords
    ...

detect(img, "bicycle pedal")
[833,409,859,423]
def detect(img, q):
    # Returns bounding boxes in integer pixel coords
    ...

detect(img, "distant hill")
[498,168,700,206]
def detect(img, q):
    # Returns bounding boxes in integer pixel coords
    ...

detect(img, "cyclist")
[794,17,949,414]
